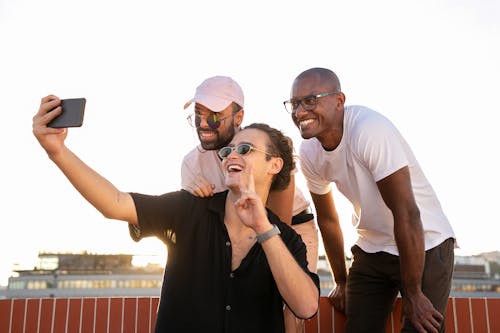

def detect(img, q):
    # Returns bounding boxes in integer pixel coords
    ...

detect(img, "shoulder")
[345,105,396,132]
[344,105,401,147]
[182,146,202,164]
[299,138,322,159]
[182,147,221,172]
[131,189,194,208]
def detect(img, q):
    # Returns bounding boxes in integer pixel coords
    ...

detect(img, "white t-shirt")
[299,105,455,255]
[181,148,310,216]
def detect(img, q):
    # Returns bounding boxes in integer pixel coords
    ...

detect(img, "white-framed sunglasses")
[218,143,274,159]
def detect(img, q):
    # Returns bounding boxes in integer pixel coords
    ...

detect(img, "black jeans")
[344,238,455,333]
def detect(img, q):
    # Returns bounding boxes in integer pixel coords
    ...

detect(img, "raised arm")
[32,95,137,224]
[234,187,319,319]
[259,223,319,319]
[377,166,443,332]
[230,165,317,318]
[310,190,348,312]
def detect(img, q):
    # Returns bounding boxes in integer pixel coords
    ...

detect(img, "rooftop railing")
[1,296,499,332]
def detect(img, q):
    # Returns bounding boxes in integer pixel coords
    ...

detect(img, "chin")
[200,141,218,151]
[224,175,241,191]
[299,129,315,140]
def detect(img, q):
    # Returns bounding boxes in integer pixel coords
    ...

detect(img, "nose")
[294,104,309,119]
[198,117,211,129]
[227,147,239,159]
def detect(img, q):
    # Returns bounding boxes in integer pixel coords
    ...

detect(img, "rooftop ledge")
[1,296,499,333]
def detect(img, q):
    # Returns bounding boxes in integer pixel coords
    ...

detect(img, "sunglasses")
[187,113,234,130]
[218,143,274,159]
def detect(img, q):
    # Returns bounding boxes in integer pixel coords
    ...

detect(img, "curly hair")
[243,123,295,191]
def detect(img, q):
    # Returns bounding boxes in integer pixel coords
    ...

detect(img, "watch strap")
[256,224,281,244]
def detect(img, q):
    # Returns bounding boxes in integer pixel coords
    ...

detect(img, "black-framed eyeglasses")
[187,113,234,130]
[218,143,273,159]
[283,91,341,114]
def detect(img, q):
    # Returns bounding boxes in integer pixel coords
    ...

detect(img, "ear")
[337,92,346,108]
[234,109,244,128]
[267,156,283,176]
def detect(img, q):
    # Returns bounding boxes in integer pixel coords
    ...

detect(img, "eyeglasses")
[187,113,234,130]
[283,91,341,114]
[218,143,273,159]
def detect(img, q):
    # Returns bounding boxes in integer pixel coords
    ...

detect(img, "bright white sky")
[1,0,499,286]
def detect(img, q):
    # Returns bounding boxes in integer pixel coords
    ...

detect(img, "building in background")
[1,251,499,299]
[1,252,163,299]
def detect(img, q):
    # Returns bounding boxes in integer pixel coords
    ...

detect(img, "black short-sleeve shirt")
[129,190,319,333]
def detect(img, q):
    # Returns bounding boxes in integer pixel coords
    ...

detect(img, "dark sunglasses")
[218,143,273,159]
[187,113,234,130]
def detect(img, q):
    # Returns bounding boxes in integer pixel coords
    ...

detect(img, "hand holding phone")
[47,98,86,128]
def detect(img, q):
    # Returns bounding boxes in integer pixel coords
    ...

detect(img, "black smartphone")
[47,98,86,128]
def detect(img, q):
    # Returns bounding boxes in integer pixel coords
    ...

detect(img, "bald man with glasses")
[284,67,456,333]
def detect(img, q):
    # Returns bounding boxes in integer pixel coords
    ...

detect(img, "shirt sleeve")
[181,151,197,191]
[128,190,189,244]
[352,112,409,182]
[273,216,320,292]
[299,142,331,195]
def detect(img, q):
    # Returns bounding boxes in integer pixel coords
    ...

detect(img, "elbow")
[296,297,319,319]
[410,206,421,224]
[101,210,115,220]
[100,204,124,221]
[405,205,422,229]
[293,290,319,319]
[100,191,132,222]
[101,207,129,222]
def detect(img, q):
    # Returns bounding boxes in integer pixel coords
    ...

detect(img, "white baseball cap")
[184,76,244,112]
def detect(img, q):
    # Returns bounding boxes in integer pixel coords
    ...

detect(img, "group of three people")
[32,67,455,333]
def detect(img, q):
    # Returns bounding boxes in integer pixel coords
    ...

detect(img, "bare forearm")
[394,212,425,296]
[261,236,319,319]
[318,217,347,284]
[49,146,135,223]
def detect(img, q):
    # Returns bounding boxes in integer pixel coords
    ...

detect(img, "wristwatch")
[256,224,281,244]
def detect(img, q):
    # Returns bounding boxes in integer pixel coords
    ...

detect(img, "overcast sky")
[1,0,499,286]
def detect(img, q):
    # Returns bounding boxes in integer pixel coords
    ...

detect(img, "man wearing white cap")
[32,95,320,332]
[182,76,319,333]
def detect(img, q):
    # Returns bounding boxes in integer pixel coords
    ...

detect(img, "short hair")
[232,102,243,114]
[296,67,341,91]
[243,123,295,191]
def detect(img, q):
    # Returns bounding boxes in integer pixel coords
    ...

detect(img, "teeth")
[300,119,314,127]
[199,132,216,138]
[228,165,243,172]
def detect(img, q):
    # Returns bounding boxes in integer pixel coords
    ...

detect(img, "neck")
[319,129,342,151]
[319,109,344,151]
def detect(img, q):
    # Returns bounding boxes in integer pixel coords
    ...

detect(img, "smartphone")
[47,98,86,128]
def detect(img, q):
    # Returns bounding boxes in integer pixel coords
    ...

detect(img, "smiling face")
[290,70,346,149]
[194,103,243,150]
[221,128,282,194]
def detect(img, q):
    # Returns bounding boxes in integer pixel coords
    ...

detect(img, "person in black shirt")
[33,96,320,333]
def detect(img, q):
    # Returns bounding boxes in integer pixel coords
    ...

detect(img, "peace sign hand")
[233,166,270,233]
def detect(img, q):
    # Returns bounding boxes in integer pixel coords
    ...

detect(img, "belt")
[296,207,312,216]
[292,207,313,225]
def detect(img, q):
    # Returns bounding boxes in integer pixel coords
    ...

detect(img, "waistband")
[292,207,314,225]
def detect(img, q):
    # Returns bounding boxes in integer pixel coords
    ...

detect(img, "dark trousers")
[344,238,455,333]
